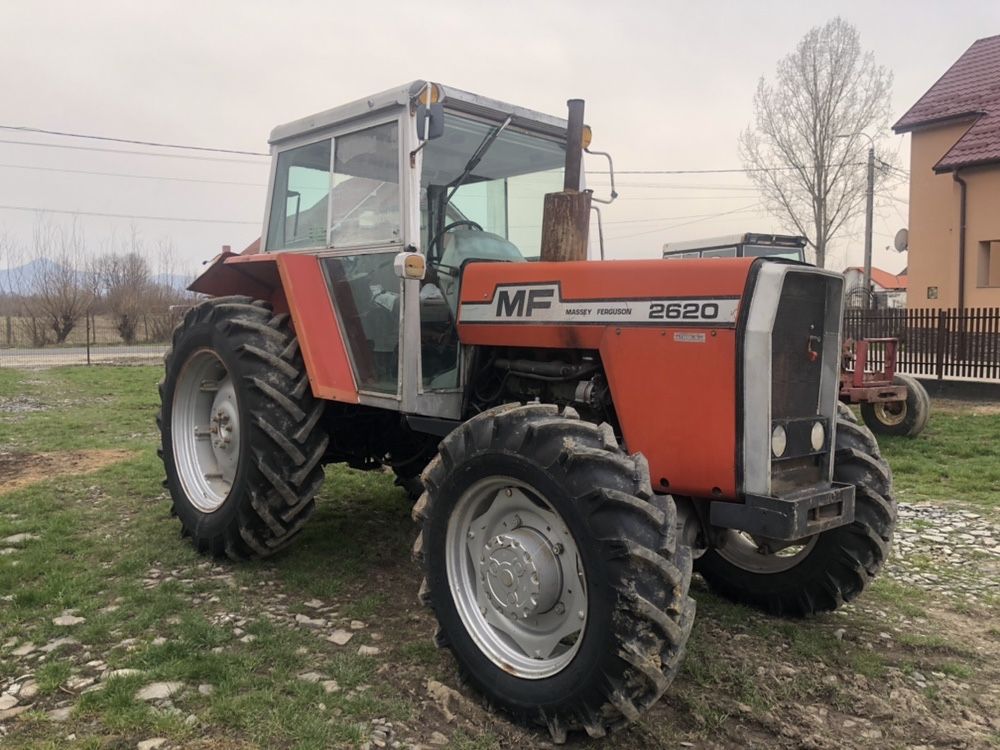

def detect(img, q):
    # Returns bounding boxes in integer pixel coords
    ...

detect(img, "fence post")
[85,314,91,366]
[935,309,947,380]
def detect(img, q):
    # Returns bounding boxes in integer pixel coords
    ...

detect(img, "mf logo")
[495,286,555,317]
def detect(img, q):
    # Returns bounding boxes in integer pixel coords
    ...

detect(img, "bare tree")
[28,219,91,344]
[98,229,151,344]
[0,230,51,347]
[740,17,893,268]
[0,231,25,346]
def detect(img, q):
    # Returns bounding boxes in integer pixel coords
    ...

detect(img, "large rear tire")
[860,373,930,437]
[412,403,694,741]
[695,416,895,617]
[158,296,328,559]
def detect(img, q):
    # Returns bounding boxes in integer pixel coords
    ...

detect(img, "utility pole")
[863,143,875,310]
[837,131,877,309]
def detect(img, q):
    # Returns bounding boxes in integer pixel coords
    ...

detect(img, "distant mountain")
[151,273,194,292]
[0,258,62,293]
[0,259,192,295]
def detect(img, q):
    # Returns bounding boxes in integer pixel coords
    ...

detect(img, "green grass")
[876,403,1000,511]
[1,366,997,749]
[0,366,428,749]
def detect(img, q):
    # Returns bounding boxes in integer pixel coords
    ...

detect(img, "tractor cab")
[259,81,579,409]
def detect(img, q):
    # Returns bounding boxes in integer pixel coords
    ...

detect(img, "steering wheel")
[429,220,483,265]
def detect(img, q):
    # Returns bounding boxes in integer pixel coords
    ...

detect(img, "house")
[842,266,908,308]
[893,34,1000,311]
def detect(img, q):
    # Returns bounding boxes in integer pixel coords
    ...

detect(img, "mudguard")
[190,252,359,403]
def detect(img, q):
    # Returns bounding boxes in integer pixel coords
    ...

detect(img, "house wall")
[907,118,1000,309]
[963,169,1000,306]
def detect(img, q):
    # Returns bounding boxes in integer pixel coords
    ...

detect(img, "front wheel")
[412,404,694,741]
[696,416,895,617]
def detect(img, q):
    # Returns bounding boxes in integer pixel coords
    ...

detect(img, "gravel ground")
[889,502,1000,598]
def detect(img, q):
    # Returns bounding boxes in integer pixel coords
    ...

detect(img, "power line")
[0,162,266,187]
[586,180,759,191]
[0,203,258,225]
[0,124,268,157]
[606,204,763,240]
[614,195,755,201]
[592,164,866,175]
[599,207,759,225]
[0,138,267,165]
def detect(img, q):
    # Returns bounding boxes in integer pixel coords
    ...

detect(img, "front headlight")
[811,421,826,451]
[771,424,787,457]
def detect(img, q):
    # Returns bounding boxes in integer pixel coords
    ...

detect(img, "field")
[0,314,177,350]
[0,366,998,749]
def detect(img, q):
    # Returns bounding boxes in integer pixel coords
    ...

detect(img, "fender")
[190,252,359,403]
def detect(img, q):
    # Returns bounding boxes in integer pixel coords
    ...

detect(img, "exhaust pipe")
[540,99,592,262]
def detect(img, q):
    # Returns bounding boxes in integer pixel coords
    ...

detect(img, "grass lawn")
[874,400,1000,511]
[1,366,998,749]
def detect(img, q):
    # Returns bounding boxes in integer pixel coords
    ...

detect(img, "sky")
[1,0,998,279]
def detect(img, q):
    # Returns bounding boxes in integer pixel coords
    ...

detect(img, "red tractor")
[158,82,894,740]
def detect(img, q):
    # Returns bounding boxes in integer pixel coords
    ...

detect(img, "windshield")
[744,244,804,261]
[420,113,565,260]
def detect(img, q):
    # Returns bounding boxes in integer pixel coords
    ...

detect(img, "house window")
[927,286,938,299]
[977,241,1000,287]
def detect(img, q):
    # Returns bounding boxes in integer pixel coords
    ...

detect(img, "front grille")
[741,262,844,499]
[771,274,831,419]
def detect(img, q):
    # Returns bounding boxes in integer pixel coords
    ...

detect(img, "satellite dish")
[893,228,908,253]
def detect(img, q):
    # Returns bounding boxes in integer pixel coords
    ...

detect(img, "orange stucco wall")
[907,118,1000,309]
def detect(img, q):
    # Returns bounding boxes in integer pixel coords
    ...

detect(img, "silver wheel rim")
[171,349,240,513]
[716,530,819,573]
[873,401,907,426]
[445,477,587,679]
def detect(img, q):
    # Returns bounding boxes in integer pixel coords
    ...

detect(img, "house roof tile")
[893,35,1000,171]
[844,267,908,291]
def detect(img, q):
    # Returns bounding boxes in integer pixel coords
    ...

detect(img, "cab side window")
[266,140,332,250]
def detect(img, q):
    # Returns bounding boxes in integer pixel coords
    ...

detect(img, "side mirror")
[415,102,444,141]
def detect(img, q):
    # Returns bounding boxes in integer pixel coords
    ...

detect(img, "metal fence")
[0,312,175,367]
[844,307,1000,381]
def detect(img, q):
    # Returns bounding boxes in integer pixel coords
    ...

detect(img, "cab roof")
[269,80,570,146]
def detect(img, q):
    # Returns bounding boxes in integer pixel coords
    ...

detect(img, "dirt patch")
[0,396,46,415]
[0,449,133,493]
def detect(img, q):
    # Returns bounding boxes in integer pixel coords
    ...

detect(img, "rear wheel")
[696,416,895,617]
[158,296,328,559]
[860,373,930,437]
[413,404,694,741]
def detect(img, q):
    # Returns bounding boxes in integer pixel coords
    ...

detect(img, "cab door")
[265,116,409,408]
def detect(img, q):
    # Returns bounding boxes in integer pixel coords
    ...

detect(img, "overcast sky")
[1,0,997,278]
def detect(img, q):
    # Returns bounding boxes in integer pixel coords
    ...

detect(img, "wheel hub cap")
[482,526,561,619]
[448,479,587,679]
[171,349,240,513]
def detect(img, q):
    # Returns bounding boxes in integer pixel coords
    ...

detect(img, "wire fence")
[0,311,181,367]
[3,305,999,382]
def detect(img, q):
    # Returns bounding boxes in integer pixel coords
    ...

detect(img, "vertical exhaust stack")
[540,99,592,262]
